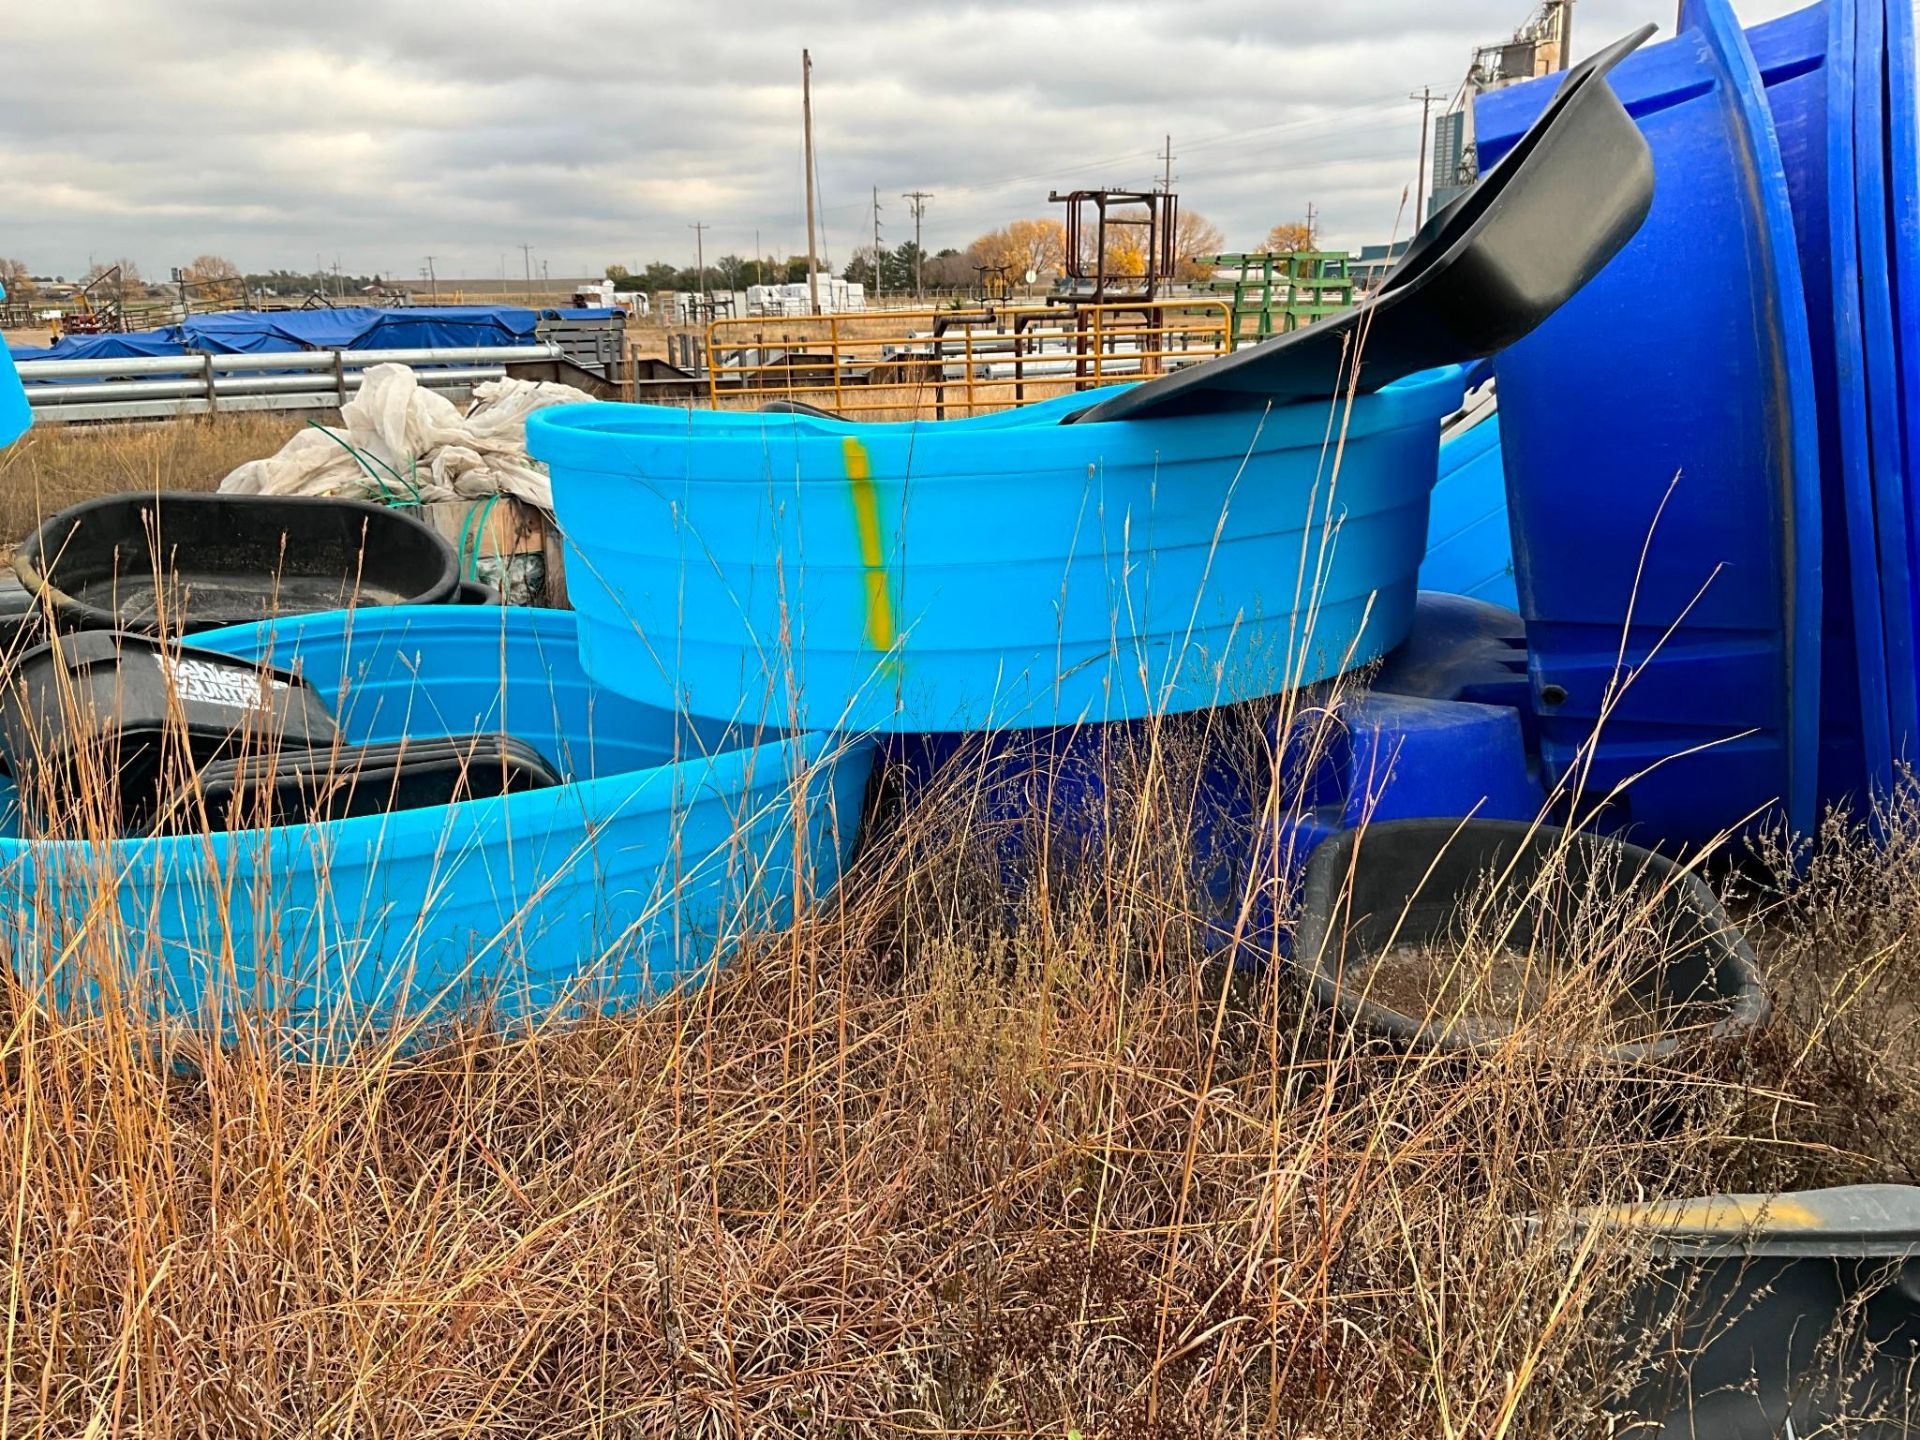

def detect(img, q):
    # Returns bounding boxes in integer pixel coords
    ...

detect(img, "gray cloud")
[0,0,1807,280]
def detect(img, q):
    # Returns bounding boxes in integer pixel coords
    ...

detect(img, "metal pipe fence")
[703,300,1235,418]
[16,345,564,424]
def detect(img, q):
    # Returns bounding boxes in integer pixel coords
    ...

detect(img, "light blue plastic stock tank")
[529,368,1467,733]
[0,289,29,447]
[0,607,873,1043]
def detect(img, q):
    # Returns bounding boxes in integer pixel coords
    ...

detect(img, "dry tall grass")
[0,411,1912,1436]
[0,413,313,544]
[0,678,1912,1437]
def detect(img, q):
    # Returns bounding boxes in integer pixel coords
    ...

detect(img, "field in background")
[0,415,1917,1434]
[0,412,309,545]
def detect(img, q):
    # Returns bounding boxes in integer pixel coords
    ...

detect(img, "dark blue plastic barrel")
[1475,0,1825,843]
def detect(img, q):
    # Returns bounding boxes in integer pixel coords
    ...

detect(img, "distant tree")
[1173,210,1226,282]
[783,255,815,284]
[0,258,34,299]
[182,253,244,305]
[84,258,142,293]
[1265,221,1315,254]
[712,254,747,290]
[967,218,1066,285]
[922,251,974,292]
[842,246,882,289]
[639,261,680,292]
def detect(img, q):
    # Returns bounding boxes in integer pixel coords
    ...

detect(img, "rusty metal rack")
[703,300,1233,418]
[1047,189,1179,304]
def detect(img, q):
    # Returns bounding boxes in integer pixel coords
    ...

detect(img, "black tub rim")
[1294,817,1771,1062]
[12,491,461,635]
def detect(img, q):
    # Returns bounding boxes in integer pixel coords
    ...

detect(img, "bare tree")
[84,258,143,294]
[1173,210,1226,282]
[0,258,35,298]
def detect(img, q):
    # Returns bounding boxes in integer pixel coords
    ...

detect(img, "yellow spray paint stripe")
[842,436,897,655]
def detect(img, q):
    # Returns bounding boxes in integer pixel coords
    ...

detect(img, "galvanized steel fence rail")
[16,345,564,424]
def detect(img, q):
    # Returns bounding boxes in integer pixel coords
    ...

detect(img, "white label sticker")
[156,653,290,713]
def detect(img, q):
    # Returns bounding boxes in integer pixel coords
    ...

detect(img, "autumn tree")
[1264,221,1316,254]
[182,253,244,305]
[967,218,1067,284]
[1173,209,1226,282]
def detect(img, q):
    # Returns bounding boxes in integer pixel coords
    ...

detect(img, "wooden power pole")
[1411,86,1435,222]
[902,190,930,300]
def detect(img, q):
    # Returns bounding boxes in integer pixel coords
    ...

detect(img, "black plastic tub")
[1566,1184,1920,1437]
[0,630,339,833]
[1294,819,1769,1062]
[0,568,43,661]
[14,493,460,636]
[184,732,562,833]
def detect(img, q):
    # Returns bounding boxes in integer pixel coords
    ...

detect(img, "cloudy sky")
[2,0,1806,282]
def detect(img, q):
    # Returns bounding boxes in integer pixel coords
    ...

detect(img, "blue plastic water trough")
[1474,0,1826,843]
[0,297,28,447]
[531,367,1466,734]
[1419,413,1517,608]
[0,607,874,1043]
[1855,0,1919,746]
[1744,0,1896,807]
[1891,0,1920,620]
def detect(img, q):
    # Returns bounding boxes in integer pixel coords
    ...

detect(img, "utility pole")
[689,221,708,296]
[519,243,534,293]
[902,189,931,300]
[1304,203,1316,246]
[803,49,820,315]
[424,255,438,302]
[1411,86,1435,222]
[755,229,762,286]
[1160,133,1175,193]
[871,186,884,300]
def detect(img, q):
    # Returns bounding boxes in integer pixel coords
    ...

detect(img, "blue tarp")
[9,306,619,364]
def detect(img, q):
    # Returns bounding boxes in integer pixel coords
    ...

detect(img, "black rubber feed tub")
[14,493,460,636]
[1295,819,1769,1062]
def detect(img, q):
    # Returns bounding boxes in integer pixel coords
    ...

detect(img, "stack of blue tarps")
[8,306,619,365]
